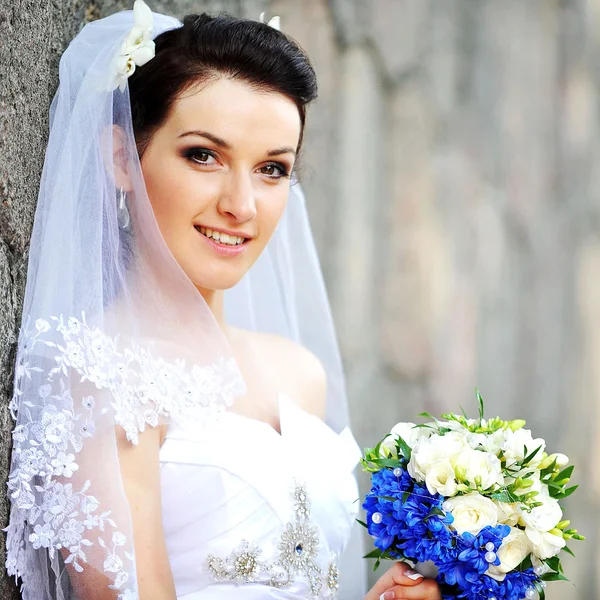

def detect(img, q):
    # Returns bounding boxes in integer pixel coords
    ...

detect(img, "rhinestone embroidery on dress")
[207,482,339,598]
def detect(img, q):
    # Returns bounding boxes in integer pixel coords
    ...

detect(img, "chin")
[188,269,246,293]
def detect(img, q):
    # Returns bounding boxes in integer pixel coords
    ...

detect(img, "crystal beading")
[206,481,339,598]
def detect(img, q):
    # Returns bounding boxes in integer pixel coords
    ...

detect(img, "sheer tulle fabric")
[4,10,243,599]
[224,183,349,434]
[4,6,363,600]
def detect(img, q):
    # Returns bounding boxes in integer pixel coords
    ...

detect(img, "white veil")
[224,182,349,434]
[4,4,365,599]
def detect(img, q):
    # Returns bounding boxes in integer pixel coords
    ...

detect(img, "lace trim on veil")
[5,312,243,598]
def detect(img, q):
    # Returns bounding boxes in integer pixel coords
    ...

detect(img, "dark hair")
[128,13,318,156]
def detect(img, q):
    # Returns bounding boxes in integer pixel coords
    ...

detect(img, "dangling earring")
[117,187,131,230]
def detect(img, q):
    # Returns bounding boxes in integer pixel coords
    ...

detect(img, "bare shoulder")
[245,330,327,420]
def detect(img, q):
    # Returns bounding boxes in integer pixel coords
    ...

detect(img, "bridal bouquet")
[360,393,583,600]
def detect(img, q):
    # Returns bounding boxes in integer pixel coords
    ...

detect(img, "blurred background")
[0,0,597,599]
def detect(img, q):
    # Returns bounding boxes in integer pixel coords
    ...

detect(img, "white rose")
[503,428,546,467]
[486,527,531,582]
[494,501,520,526]
[452,447,503,491]
[465,432,487,449]
[380,422,430,457]
[425,460,458,497]
[444,419,477,433]
[391,421,432,447]
[525,527,566,560]
[408,441,442,481]
[437,432,470,456]
[408,433,467,481]
[520,495,562,532]
[448,493,499,536]
[466,429,506,454]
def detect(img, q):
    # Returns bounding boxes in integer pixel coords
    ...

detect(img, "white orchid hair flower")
[112,0,156,92]
[259,12,281,31]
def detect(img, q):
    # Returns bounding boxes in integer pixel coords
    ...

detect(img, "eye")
[183,148,218,166]
[258,162,290,179]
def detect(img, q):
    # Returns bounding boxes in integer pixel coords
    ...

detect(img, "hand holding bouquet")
[361,392,583,600]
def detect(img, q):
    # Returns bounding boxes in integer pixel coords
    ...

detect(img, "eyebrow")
[178,130,296,157]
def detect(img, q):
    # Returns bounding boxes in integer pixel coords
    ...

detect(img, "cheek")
[142,155,203,234]
[263,189,289,225]
[256,193,288,244]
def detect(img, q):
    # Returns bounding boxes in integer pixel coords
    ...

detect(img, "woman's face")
[139,77,301,292]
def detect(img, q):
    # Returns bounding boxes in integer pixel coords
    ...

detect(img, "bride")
[4,3,441,600]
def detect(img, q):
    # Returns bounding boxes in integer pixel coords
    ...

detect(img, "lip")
[195,224,254,240]
[195,226,250,256]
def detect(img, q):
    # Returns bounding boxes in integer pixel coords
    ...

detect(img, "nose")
[216,170,257,223]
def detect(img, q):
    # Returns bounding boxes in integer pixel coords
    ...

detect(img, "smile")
[195,226,247,246]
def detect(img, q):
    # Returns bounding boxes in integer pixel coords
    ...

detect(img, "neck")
[197,286,230,337]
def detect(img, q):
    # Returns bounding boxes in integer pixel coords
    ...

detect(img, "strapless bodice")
[159,394,361,599]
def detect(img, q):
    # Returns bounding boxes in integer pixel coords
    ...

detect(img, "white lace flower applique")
[5,311,244,598]
[112,0,155,92]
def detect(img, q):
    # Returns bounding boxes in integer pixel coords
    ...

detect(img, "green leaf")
[368,458,403,469]
[545,556,560,572]
[523,444,543,465]
[395,435,412,462]
[372,436,387,459]
[402,491,410,504]
[460,405,468,419]
[563,546,575,558]
[555,485,579,500]
[424,507,445,521]
[541,572,569,582]
[476,389,485,421]
[356,519,368,529]
[417,411,437,421]
[365,548,400,571]
[540,458,558,479]
[556,465,574,482]
[491,490,520,503]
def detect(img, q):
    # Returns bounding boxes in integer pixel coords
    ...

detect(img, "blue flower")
[363,466,540,600]
[459,568,539,600]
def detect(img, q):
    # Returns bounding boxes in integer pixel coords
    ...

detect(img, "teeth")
[197,226,246,246]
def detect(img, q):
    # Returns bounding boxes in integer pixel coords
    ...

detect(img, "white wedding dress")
[159,393,362,599]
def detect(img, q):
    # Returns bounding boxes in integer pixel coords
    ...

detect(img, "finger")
[365,563,425,600]
[380,578,442,600]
